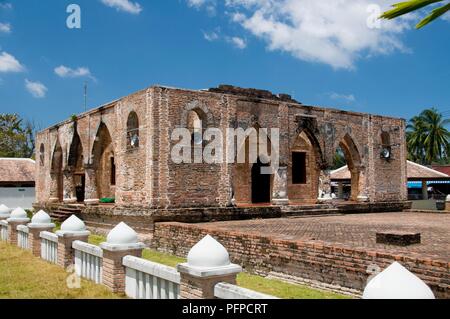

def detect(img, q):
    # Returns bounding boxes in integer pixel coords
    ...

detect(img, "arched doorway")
[68,130,85,202]
[91,123,115,200]
[337,134,362,201]
[251,158,272,203]
[233,127,274,205]
[50,140,63,202]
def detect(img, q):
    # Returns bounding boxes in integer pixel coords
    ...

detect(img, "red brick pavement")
[195,212,450,261]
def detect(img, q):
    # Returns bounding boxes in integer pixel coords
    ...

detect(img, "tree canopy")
[406,108,450,164]
[0,113,35,159]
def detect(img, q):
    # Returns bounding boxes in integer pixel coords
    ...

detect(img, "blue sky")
[0,0,449,130]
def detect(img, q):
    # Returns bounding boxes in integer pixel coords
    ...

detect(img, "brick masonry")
[28,226,53,257]
[34,84,408,213]
[7,221,27,246]
[179,273,238,299]
[102,249,143,293]
[151,220,450,299]
[57,234,89,269]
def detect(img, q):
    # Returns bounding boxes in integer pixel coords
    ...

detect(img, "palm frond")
[416,3,450,27]
[381,0,444,20]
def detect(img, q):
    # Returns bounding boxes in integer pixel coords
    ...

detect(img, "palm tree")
[381,0,450,29]
[407,108,450,164]
[407,115,427,163]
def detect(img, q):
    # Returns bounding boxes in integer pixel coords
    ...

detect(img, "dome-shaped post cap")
[177,235,242,278]
[28,210,55,229]
[100,222,145,251]
[363,262,435,299]
[0,204,11,218]
[7,207,30,223]
[56,215,90,237]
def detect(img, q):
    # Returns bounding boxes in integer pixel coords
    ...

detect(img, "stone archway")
[50,140,63,203]
[233,127,274,205]
[67,129,85,203]
[338,134,362,201]
[91,122,115,200]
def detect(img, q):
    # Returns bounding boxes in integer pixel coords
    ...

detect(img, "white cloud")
[443,14,450,22]
[328,92,356,102]
[0,3,12,10]
[25,79,47,98]
[101,0,142,14]
[191,0,415,69]
[187,0,217,15]
[0,22,11,33]
[227,36,247,49]
[0,51,24,73]
[54,65,95,80]
[203,30,220,41]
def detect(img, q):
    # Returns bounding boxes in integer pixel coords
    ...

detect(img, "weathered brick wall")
[152,222,449,299]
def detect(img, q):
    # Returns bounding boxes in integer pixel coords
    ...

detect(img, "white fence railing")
[214,282,279,299]
[73,241,103,284]
[0,221,7,241]
[17,225,29,250]
[123,255,181,299]
[40,231,58,264]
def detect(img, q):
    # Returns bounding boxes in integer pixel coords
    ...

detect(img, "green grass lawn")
[0,242,120,299]
[0,233,349,299]
[139,247,349,299]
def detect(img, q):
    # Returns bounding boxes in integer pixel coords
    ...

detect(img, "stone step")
[49,211,76,222]
[282,209,341,218]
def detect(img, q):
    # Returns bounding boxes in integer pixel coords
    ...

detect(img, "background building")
[331,160,450,210]
[0,158,35,209]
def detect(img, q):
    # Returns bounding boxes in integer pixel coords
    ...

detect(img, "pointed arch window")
[127,111,139,149]
[187,110,203,146]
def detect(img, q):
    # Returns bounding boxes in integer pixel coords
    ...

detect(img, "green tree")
[406,108,450,164]
[0,113,36,158]
[381,0,450,29]
[331,147,347,170]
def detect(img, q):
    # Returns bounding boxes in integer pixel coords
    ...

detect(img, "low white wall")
[214,282,279,299]
[0,187,35,209]
[123,255,181,299]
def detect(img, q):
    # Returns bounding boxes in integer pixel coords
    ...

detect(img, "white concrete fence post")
[55,215,90,269]
[7,207,30,246]
[177,235,242,299]
[363,262,435,299]
[100,222,145,293]
[27,210,55,257]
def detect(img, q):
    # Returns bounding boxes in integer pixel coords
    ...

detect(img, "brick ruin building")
[34,85,409,232]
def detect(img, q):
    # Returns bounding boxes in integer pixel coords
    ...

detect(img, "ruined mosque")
[34,85,409,232]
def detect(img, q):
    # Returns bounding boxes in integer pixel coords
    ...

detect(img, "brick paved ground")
[195,212,450,261]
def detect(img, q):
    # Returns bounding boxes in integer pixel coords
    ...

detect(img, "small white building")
[0,158,35,209]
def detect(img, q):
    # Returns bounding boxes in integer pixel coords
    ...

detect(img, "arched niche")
[288,131,321,203]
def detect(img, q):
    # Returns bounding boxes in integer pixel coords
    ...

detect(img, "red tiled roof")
[431,165,450,176]
[0,158,35,183]
[331,161,449,180]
